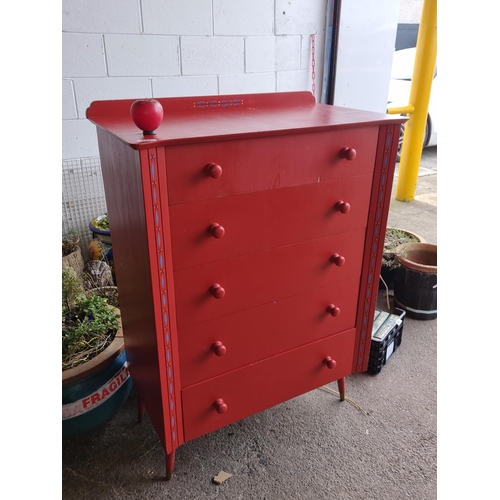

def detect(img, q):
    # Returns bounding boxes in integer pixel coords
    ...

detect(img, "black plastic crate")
[367,308,406,374]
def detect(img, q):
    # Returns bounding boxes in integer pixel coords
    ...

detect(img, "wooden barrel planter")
[393,243,437,320]
[62,315,133,439]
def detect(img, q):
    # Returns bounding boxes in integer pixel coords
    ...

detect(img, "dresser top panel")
[86,91,405,150]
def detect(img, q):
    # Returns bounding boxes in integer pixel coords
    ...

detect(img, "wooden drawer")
[174,228,366,328]
[181,327,356,442]
[170,175,372,270]
[165,127,378,205]
[178,278,360,388]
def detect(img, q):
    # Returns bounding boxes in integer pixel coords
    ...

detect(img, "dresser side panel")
[353,124,401,373]
[96,129,169,449]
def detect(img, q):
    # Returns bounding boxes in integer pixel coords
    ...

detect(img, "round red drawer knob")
[206,162,223,178]
[214,398,228,414]
[210,283,225,299]
[210,223,225,239]
[327,304,341,317]
[323,356,337,369]
[335,201,351,214]
[330,253,346,266]
[340,147,357,161]
[212,341,227,356]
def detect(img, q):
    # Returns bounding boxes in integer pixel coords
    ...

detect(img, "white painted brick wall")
[105,35,180,77]
[275,0,328,35]
[181,36,245,75]
[62,0,141,34]
[62,79,77,119]
[62,1,327,160]
[219,73,276,95]
[277,70,311,92]
[72,77,153,118]
[276,36,302,71]
[63,120,100,159]
[142,0,213,35]
[214,0,274,36]
[245,37,276,73]
[63,33,107,78]
[153,76,218,97]
[63,0,401,161]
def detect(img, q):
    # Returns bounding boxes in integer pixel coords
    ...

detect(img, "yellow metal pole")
[395,0,437,201]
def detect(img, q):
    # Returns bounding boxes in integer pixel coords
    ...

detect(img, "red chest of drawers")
[86,91,405,479]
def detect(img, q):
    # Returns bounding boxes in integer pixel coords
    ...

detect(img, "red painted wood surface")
[86,92,407,150]
[181,327,356,442]
[178,278,360,388]
[164,128,377,205]
[353,124,401,373]
[169,175,373,270]
[173,228,366,328]
[140,147,184,448]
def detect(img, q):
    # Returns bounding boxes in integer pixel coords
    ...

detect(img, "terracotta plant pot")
[380,227,426,290]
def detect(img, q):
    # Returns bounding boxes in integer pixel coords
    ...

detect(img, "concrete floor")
[62,148,437,499]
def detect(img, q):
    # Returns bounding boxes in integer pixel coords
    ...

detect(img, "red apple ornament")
[130,98,164,135]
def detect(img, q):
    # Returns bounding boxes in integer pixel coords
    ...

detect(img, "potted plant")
[62,268,132,439]
[89,214,115,281]
[89,213,111,245]
[380,227,425,290]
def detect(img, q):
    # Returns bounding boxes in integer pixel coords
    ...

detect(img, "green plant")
[62,267,85,310]
[91,214,110,231]
[62,268,120,370]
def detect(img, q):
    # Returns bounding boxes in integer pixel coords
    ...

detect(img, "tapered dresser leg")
[337,377,346,401]
[138,396,145,423]
[166,450,176,481]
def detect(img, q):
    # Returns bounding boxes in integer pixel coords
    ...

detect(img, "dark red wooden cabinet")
[86,92,405,479]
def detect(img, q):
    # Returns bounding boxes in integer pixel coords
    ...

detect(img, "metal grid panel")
[62,157,107,262]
